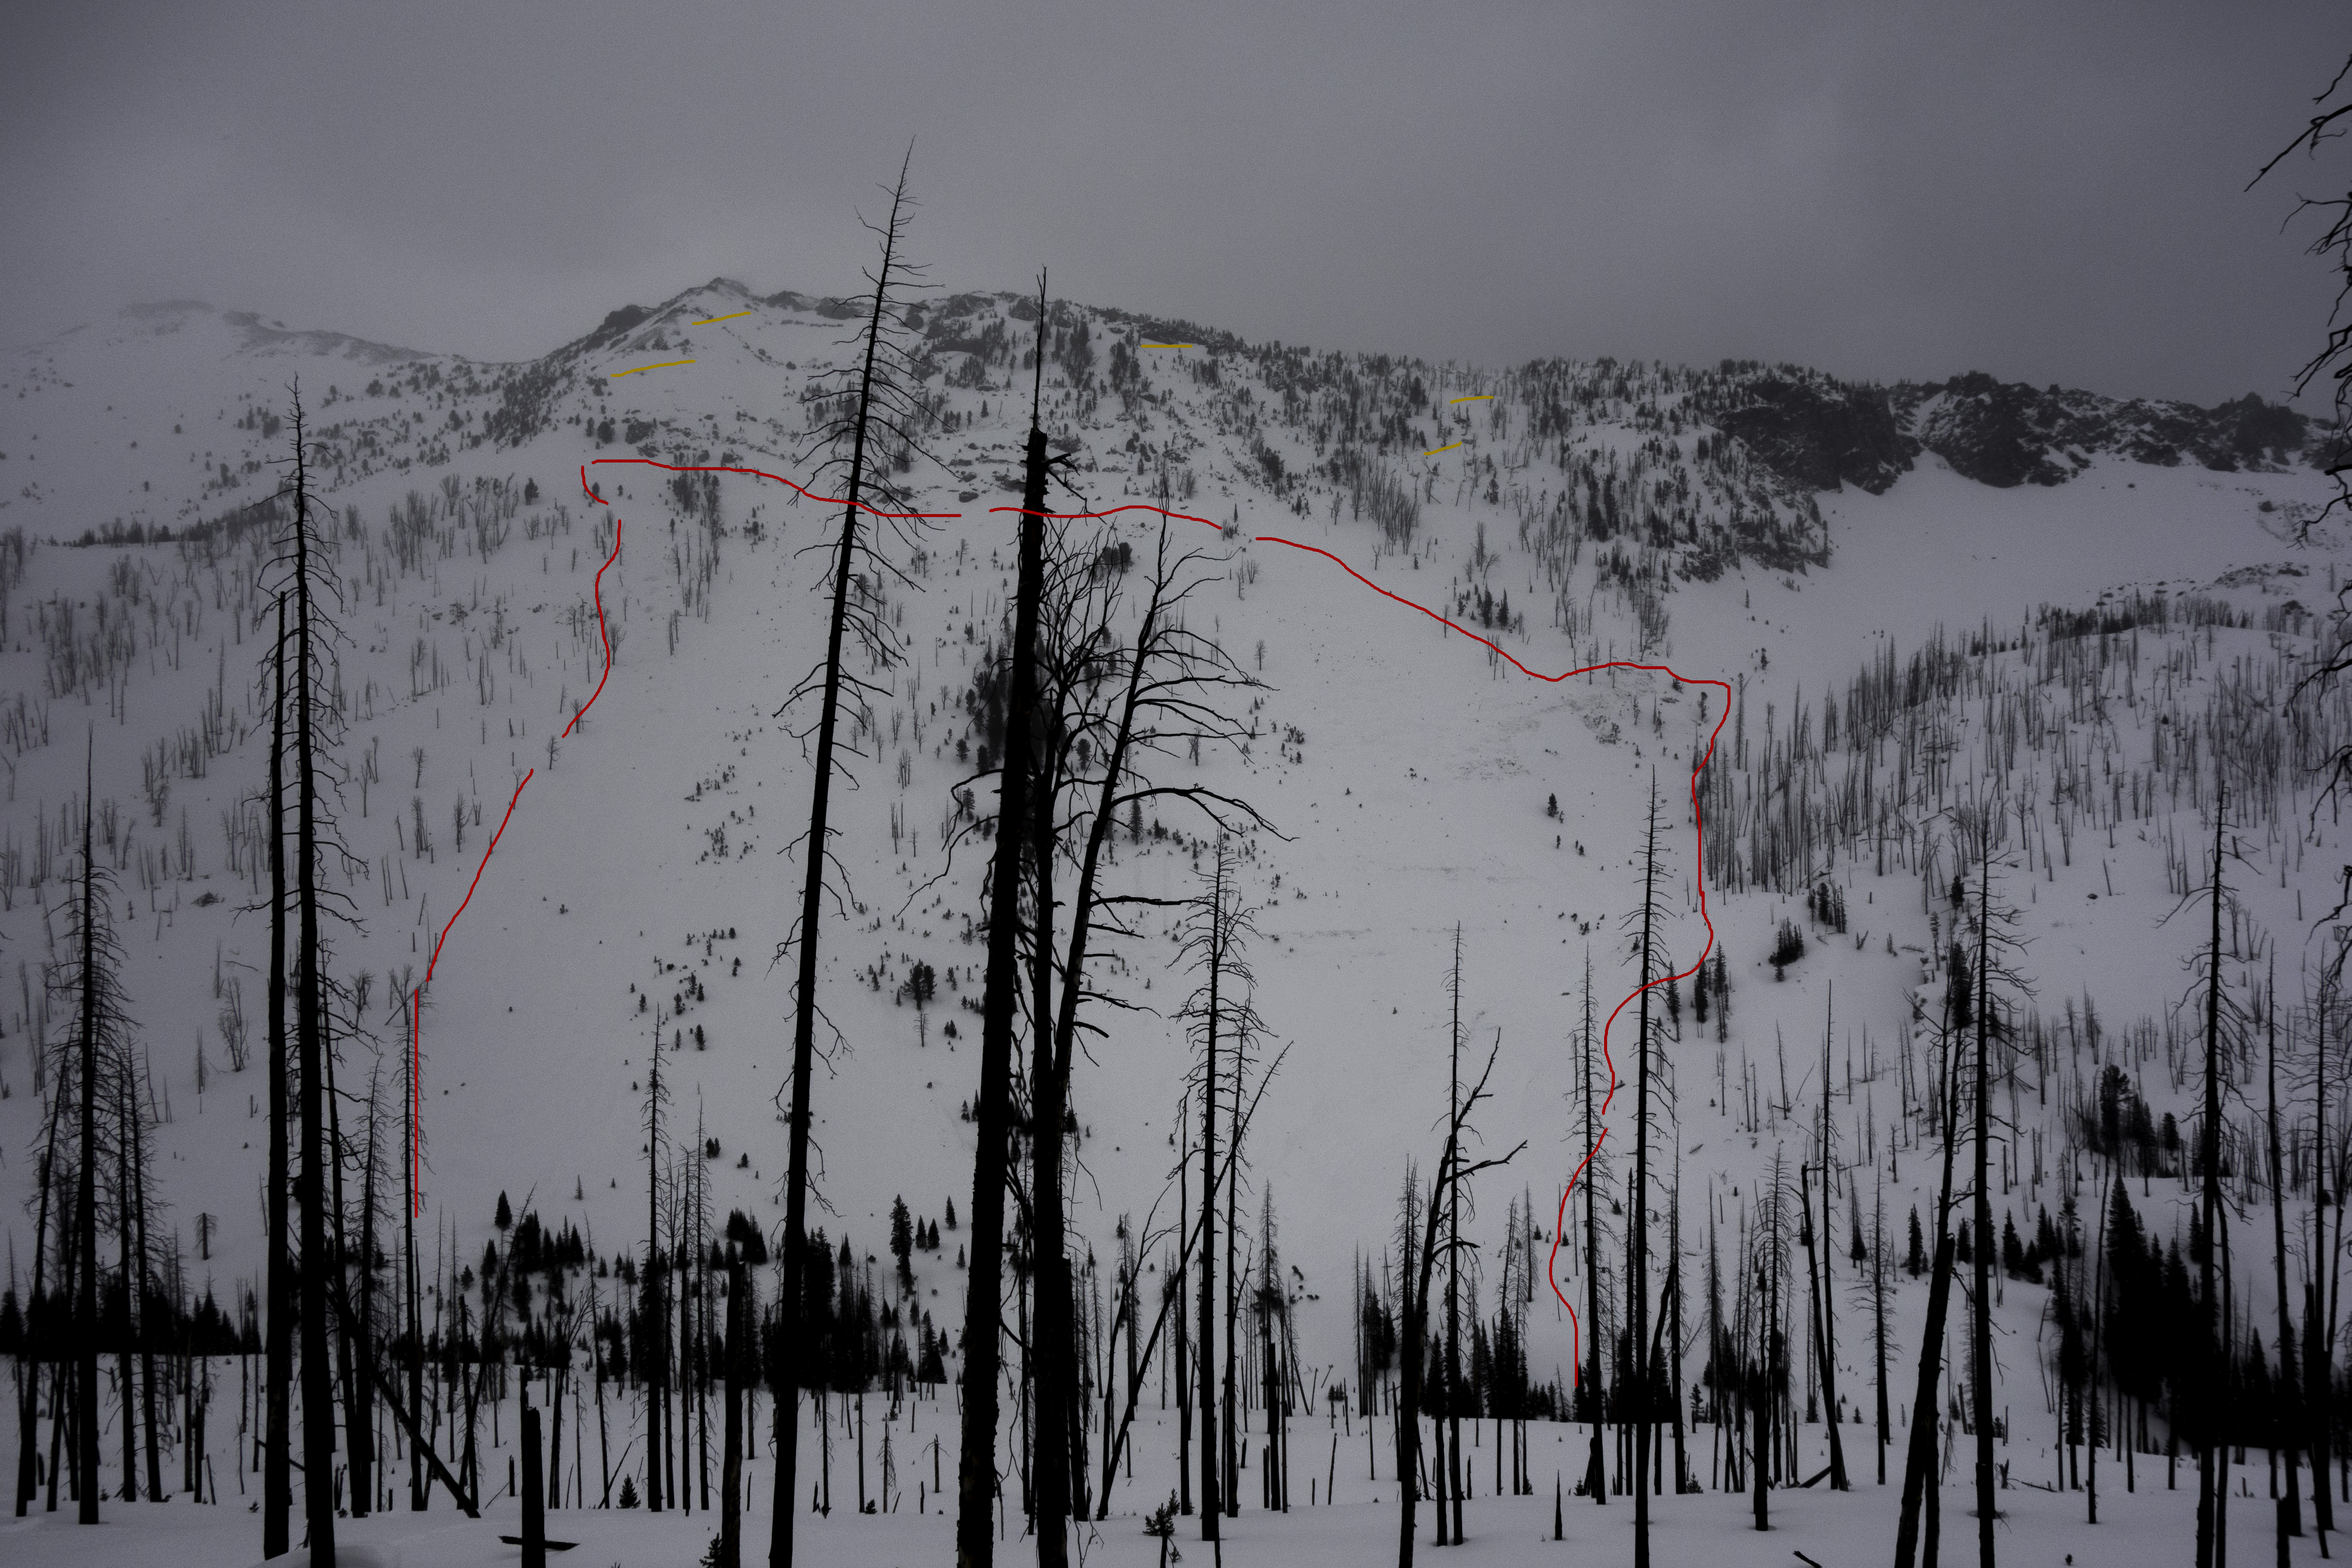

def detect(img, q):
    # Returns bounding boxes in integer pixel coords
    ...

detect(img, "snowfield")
[0,283,2343,1565]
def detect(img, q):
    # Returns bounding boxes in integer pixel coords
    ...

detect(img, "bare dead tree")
[256,380,372,1565]
[1395,1030,1526,1568]
[264,585,292,1557]
[1960,805,2033,1568]
[956,270,1054,1568]
[772,144,940,1568]
[13,1026,72,1516]
[61,737,132,1525]
[2251,53,2352,525]
[1012,508,1271,1559]
[1173,834,1262,1546]
[2263,58,2352,825]
[1094,1041,1292,1517]
[1627,778,1661,1565]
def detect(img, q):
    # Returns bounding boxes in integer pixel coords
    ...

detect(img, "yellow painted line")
[609,359,695,378]
[1142,342,1197,349]
[1422,441,1463,456]
[689,310,751,325]
[1449,394,1494,404]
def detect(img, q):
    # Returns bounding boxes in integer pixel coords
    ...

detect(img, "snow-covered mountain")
[0,280,2342,1564]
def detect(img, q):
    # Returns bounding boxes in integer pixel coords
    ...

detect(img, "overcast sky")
[2,0,2341,406]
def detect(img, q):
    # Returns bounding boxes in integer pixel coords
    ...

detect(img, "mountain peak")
[121,300,215,321]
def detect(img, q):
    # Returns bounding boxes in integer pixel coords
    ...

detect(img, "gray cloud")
[1,0,2340,404]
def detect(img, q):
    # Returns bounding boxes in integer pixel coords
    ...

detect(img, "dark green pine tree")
[890,1199,915,1296]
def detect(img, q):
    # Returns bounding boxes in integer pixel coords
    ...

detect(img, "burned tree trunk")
[265,589,292,1557]
[74,741,102,1527]
[1631,779,1658,1568]
[1580,948,1605,1504]
[1196,850,1226,1544]
[956,272,1051,1568]
[1395,1036,1525,1568]
[777,146,928,1568]
[1895,1003,1968,1568]
[1028,670,1072,1565]
[15,1047,69,1515]
[1969,832,1994,1568]
[290,386,340,1566]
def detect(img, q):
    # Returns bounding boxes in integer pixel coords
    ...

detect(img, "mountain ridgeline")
[465,282,2314,594]
[1700,361,2310,493]
[0,273,2339,1567]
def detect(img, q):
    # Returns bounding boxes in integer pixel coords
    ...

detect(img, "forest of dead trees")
[10,157,2352,1568]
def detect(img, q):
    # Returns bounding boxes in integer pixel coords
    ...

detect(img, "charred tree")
[778,147,933,1568]
[1174,835,1263,1543]
[2266,959,2303,1554]
[1026,595,1074,1565]
[2198,785,2230,1568]
[1026,509,1267,1526]
[646,1043,669,1514]
[1969,825,1995,1568]
[1394,1033,1524,1568]
[265,587,292,1556]
[294,416,340,1562]
[1579,946,1606,1504]
[956,269,1052,1568]
[1894,957,1970,1568]
[1874,1177,1890,1486]
[72,740,102,1525]
[1812,988,1849,1490]
[111,1052,138,1500]
[401,1001,425,1512]
[1444,925,1466,1546]
[1630,777,1660,1568]
[13,1038,70,1515]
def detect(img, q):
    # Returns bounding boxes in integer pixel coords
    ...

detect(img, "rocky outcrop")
[1895,372,2308,487]
[1698,366,2311,493]
[1698,369,1917,494]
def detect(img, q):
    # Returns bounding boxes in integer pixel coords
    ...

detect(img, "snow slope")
[0,282,2343,1562]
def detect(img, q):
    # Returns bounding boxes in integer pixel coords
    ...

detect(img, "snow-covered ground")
[0,1400,2297,1567]
[0,285,2344,1564]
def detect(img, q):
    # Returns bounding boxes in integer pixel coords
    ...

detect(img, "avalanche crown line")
[576,461,1729,1383]
[404,477,622,1215]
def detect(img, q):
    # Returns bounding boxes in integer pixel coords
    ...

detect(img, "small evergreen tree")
[1144,1492,1183,1567]
[1713,948,1730,1041]
[890,1197,915,1295]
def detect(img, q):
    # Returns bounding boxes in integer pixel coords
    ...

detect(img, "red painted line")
[564,517,623,738]
[587,455,962,521]
[640,468,1718,1381]
[411,469,634,1210]
[526,457,1720,1378]
[1244,532,1730,1387]
[986,500,1225,532]
[410,768,535,1212]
